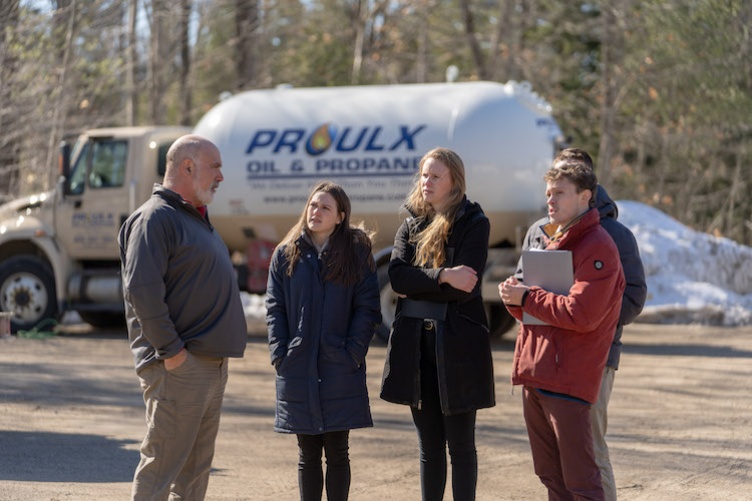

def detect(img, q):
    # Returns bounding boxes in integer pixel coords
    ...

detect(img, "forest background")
[0,0,750,245]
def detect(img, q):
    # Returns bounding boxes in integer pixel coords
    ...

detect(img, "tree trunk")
[416,6,428,83]
[724,148,745,242]
[179,0,192,126]
[459,0,489,80]
[125,0,138,126]
[125,0,138,125]
[0,0,21,200]
[235,0,259,91]
[490,0,513,81]
[506,0,539,82]
[45,0,77,182]
[349,0,365,85]
[596,1,624,189]
[148,0,170,124]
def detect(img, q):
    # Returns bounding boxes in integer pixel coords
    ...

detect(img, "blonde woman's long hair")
[404,147,467,268]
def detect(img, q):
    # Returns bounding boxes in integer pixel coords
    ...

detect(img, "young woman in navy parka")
[266,181,381,501]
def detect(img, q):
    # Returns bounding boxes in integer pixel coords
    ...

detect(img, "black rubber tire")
[487,303,518,339]
[0,256,58,332]
[77,311,126,330]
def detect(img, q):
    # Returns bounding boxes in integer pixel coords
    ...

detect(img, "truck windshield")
[68,141,90,195]
[68,138,128,194]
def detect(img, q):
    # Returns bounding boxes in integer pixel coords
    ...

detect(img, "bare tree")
[596,0,627,189]
[125,0,138,125]
[147,0,170,123]
[459,0,489,80]
[488,0,510,81]
[235,0,259,91]
[349,0,366,84]
[346,0,388,85]
[0,0,21,200]
[45,0,78,175]
[179,0,193,125]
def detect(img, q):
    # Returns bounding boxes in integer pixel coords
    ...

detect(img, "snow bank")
[618,201,752,326]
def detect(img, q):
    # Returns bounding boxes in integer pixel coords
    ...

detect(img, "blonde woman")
[380,148,495,500]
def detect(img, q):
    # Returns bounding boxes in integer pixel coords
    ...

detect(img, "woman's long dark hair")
[278,180,375,286]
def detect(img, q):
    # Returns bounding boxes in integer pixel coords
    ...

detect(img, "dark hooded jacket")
[266,233,381,435]
[380,198,496,415]
[515,186,647,369]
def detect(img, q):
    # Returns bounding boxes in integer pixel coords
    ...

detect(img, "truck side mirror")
[59,141,71,194]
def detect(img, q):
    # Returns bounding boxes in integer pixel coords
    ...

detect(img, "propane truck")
[0,81,563,337]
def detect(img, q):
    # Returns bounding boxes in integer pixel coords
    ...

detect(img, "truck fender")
[245,238,277,294]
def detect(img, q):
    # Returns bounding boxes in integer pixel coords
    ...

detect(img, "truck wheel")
[0,256,58,332]
[375,264,396,343]
[487,304,518,339]
[77,311,126,330]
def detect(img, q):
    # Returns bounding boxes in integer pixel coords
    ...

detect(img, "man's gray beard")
[193,179,215,206]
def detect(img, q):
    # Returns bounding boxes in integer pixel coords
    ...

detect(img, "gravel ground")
[1,323,751,500]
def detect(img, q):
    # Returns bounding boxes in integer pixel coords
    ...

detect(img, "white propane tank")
[193,81,563,253]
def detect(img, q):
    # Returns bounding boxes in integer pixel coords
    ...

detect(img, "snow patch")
[618,201,752,326]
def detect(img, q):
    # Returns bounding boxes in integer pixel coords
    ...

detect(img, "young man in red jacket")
[516,148,647,500]
[499,156,625,500]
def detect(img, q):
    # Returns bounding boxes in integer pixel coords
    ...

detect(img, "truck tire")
[77,311,126,330]
[375,264,396,343]
[0,256,58,332]
[487,304,518,339]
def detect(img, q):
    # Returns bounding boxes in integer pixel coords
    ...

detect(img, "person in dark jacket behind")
[119,135,247,501]
[500,152,626,500]
[381,147,495,501]
[266,181,381,501]
[515,147,647,500]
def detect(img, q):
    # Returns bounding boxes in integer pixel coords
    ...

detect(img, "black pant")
[411,324,478,501]
[296,430,350,501]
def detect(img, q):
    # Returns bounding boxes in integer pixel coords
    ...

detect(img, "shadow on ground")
[624,343,752,358]
[0,431,138,482]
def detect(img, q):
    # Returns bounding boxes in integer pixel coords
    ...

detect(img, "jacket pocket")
[323,344,359,372]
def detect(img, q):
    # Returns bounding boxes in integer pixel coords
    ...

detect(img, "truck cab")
[0,127,188,331]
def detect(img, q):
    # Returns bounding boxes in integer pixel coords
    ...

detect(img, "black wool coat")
[380,198,496,415]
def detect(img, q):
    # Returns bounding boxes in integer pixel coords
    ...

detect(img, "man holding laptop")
[499,150,625,501]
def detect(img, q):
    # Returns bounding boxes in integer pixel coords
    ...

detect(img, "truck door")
[56,137,130,260]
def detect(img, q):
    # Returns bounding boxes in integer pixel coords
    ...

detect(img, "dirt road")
[1,323,750,500]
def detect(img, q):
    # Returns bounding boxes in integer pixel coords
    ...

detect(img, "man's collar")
[541,208,591,242]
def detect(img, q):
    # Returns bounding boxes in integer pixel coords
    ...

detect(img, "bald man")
[119,135,247,500]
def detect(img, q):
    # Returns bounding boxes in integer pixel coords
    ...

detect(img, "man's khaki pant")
[132,352,228,501]
[591,366,616,501]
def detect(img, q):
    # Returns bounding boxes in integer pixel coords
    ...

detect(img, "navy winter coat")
[266,235,381,435]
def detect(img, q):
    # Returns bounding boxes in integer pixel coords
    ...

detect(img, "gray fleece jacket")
[119,184,246,371]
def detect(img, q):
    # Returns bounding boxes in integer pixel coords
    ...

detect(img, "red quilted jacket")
[506,208,625,404]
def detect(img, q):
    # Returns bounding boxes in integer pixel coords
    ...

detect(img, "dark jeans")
[296,430,350,501]
[411,324,478,501]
